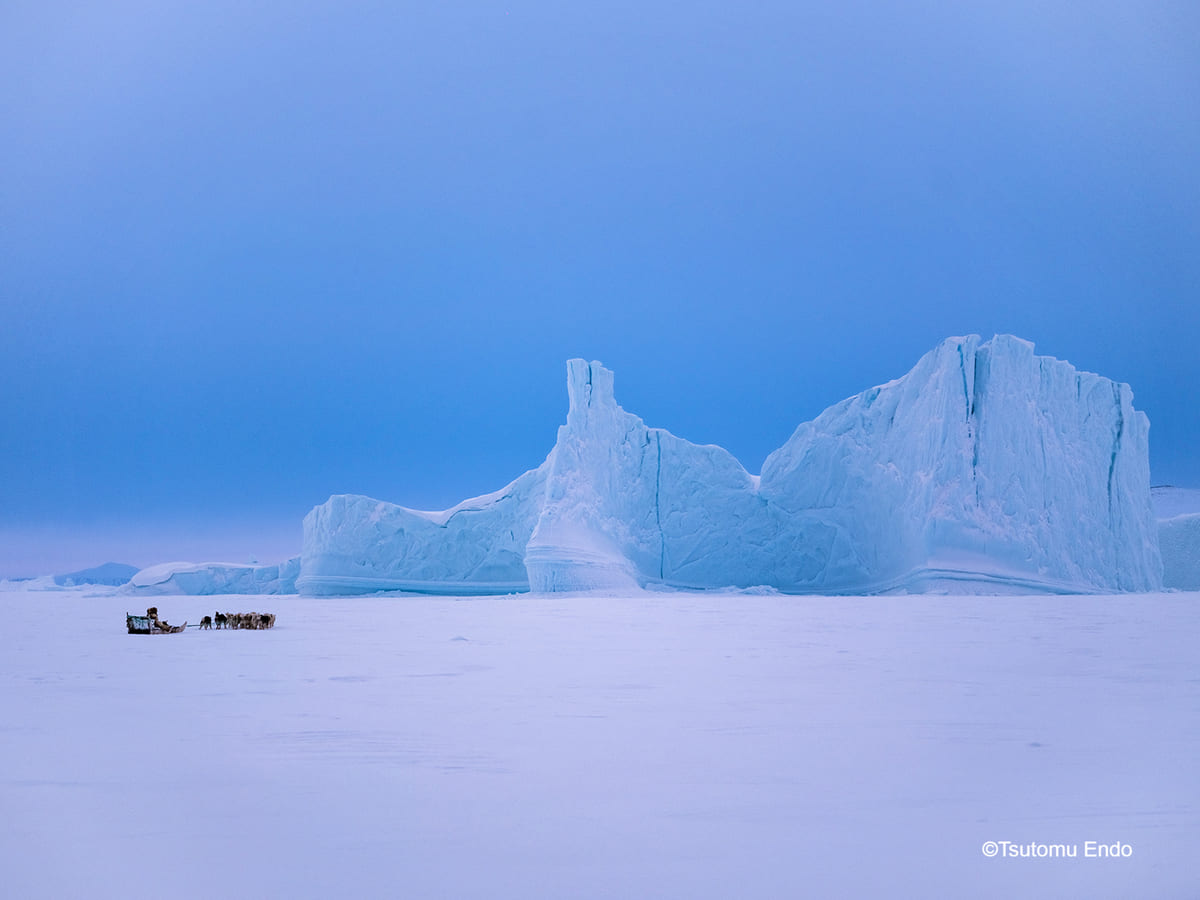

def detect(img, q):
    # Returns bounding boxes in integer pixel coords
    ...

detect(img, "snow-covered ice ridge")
[299,335,1163,596]
[123,558,300,596]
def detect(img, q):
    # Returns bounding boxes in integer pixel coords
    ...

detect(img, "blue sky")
[2,1,1198,576]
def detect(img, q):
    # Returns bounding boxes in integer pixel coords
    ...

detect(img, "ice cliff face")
[759,335,1160,591]
[298,336,1163,596]
[524,359,778,591]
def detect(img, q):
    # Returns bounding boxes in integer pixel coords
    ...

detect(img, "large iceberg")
[757,335,1161,592]
[298,336,1163,596]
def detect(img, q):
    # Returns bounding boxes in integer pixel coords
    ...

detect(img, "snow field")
[2,590,1198,899]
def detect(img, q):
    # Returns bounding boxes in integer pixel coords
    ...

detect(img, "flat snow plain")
[2,587,1198,899]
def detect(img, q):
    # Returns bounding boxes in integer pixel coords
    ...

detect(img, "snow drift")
[299,336,1163,596]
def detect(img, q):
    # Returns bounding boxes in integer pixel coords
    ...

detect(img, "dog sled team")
[198,611,276,630]
[127,607,277,634]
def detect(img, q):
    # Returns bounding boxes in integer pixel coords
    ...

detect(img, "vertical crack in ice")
[655,430,664,579]
[957,342,971,422]
[1107,383,1124,524]
[1038,425,1049,511]
[969,348,983,505]
[1037,359,1049,512]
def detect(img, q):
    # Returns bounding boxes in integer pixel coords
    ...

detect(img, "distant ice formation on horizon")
[54,562,138,587]
[1159,514,1200,591]
[1152,487,1200,591]
[298,335,1164,596]
[120,558,300,596]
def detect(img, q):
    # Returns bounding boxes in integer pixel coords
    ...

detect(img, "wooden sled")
[126,614,187,635]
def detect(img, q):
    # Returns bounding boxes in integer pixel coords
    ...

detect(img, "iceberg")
[525,358,787,592]
[298,336,1163,596]
[299,467,550,596]
[758,335,1161,592]
[123,557,300,596]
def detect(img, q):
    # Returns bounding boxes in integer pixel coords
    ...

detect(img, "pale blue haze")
[2,1,1197,575]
